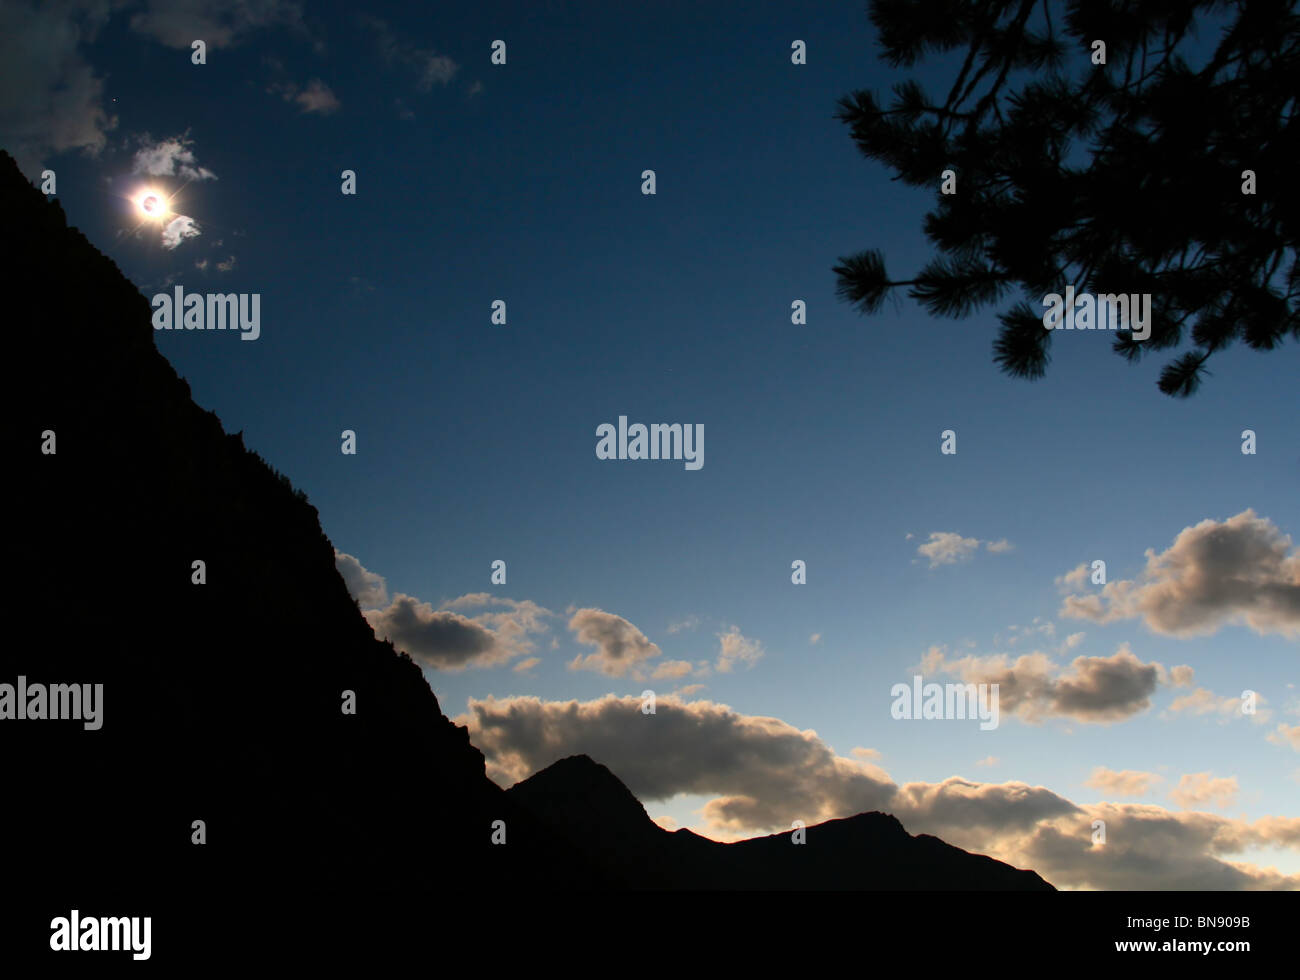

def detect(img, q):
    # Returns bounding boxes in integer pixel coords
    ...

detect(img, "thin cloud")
[1165,686,1270,725]
[360,14,458,91]
[666,615,700,635]
[651,660,695,680]
[916,532,1014,568]
[715,626,764,673]
[130,0,305,49]
[1170,772,1239,810]
[271,78,340,115]
[1085,767,1161,797]
[1267,723,1300,752]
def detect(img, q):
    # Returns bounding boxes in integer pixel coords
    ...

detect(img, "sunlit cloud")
[1060,510,1300,638]
[132,134,216,182]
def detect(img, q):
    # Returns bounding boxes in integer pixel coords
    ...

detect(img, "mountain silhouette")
[509,755,1051,890]
[1,148,1051,907]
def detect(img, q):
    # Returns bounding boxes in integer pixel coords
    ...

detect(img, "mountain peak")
[506,755,657,839]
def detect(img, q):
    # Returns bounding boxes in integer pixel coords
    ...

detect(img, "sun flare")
[133,187,171,222]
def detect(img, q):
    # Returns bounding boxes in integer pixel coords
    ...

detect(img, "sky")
[5,0,1298,890]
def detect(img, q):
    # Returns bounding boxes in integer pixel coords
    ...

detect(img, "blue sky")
[7,0,1298,888]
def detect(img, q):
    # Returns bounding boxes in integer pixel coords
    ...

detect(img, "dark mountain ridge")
[1,149,1051,912]
[509,754,1051,890]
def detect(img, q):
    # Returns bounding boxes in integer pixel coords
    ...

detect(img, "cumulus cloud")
[917,532,980,567]
[0,0,118,177]
[1085,767,1161,797]
[132,134,216,181]
[365,592,551,671]
[715,626,764,673]
[130,0,304,49]
[976,755,999,768]
[160,214,200,250]
[919,643,1177,724]
[444,593,550,634]
[1048,649,1166,721]
[567,608,661,678]
[334,550,389,608]
[983,802,1300,890]
[891,777,1079,837]
[512,657,540,675]
[361,14,458,91]
[457,693,1300,888]
[367,598,497,668]
[1170,773,1239,810]
[1060,510,1300,638]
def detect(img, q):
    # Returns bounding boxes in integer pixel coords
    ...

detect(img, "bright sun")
[134,188,170,222]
